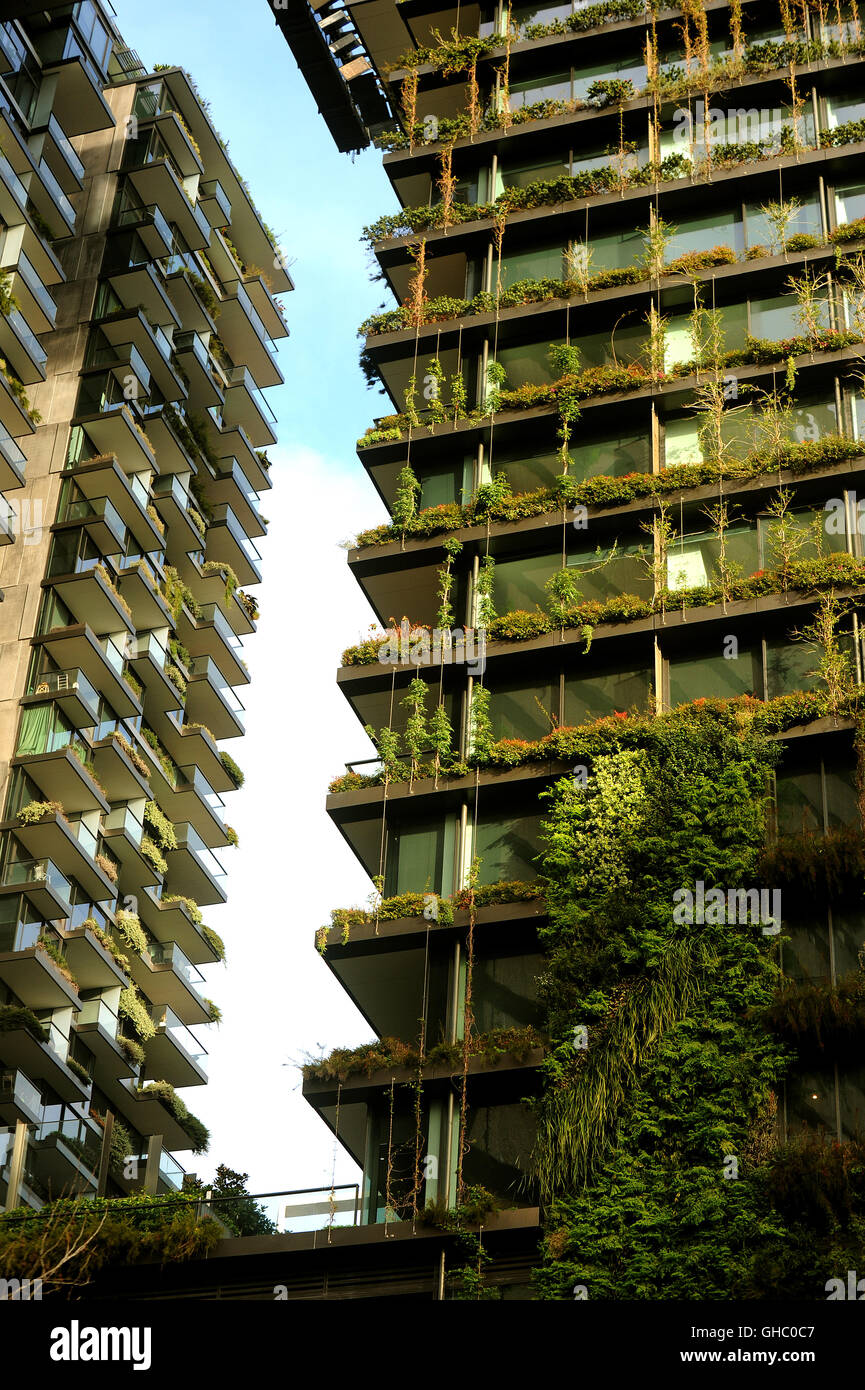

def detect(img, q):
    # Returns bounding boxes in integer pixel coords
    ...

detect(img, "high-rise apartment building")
[274,0,865,1299]
[0,0,289,1211]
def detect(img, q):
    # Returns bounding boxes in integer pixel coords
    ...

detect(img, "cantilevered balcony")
[77,345,152,417]
[175,552,257,638]
[220,365,277,448]
[127,631,188,714]
[74,995,135,1081]
[0,423,26,493]
[205,410,272,498]
[95,309,185,402]
[24,156,76,238]
[23,666,100,730]
[72,392,158,472]
[173,329,224,410]
[184,656,244,741]
[113,199,173,260]
[11,744,110,819]
[29,1113,102,1199]
[196,456,266,541]
[0,304,46,385]
[28,112,84,195]
[204,502,262,586]
[144,1005,208,1087]
[103,239,182,330]
[59,923,127,992]
[0,938,82,1012]
[243,272,290,349]
[139,401,203,478]
[0,1014,86,1104]
[116,556,173,632]
[126,939,209,1026]
[138,110,204,182]
[122,1085,200,1152]
[0,855,72,922]
[3,247,57,335]
[4,810,118,906]
[161,260,218,337]
[197,177,231,228]
[54,487,127,554]
[42,555,136,642]
[138,888,222,968]
[0,362,38,438]
[177,600,249,689]
[153,763,229,852]
[40,33,116,135]
[150,472,207,560]
[34,626,143,722]
[0,20,25,77]
[0,142,28,227]
[90,730,152,804]
[63,455,164,555]
[164,823,226,908]
[217,278,282,388]
[0,1069,42,1125]
[101,804,162,898]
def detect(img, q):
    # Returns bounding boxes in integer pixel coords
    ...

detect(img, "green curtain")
[16,703,53,757]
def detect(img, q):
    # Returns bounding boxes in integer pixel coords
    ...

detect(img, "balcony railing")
[76,996,119,1034]
[0,1069,41,1118]
[27,668,99,716]
[148,1004,208,1074]
[0,857,71,907]
[103,803,144,846]
[0,149,27,211]
[12,252,57,326]
[0,917,39,954]
[58,491,127,546]
[35,157,75,229]
[34,112,85,185]
[148,939,203,990]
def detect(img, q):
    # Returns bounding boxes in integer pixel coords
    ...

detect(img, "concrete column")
[4,1120,29,1211]
[143,1133,162,1194]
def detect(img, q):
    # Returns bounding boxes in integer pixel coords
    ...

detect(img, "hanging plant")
[429,703,454,783]
[400,677,429,787]
[468,683,493,760]
[475,554,497,629]
[392,463,421,533]
[437,537,463,628]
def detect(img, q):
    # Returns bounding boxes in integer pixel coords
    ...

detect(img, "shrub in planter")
[785,233,823,252]
[140,835,168,876]
[202,925,226,960]
[164,893,203,925]
[219,750,245,786]
[114,908,147,957]
[665,245,737,275]
[65,1055,91,1086]
[17,800,63,825]
[117,1035,146,1068]
[140,1081,209,1153]
[36,936,79,991]
[0,1004,46,1042]
[119,986,155,1042]
[488,610,551,641]
[95,853,118,883]
[144,799,177,851]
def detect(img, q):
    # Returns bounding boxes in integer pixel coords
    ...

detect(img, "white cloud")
[184,444,388,1197]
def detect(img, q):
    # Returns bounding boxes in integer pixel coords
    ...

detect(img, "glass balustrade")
[0,858,71,904]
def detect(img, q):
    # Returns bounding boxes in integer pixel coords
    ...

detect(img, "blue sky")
[110,0,396,1199]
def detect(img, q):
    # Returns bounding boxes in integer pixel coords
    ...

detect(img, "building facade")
[0,0,289,1210]
[276,0,865,1299]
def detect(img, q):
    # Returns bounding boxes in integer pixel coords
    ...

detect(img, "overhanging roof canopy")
[269,0,396,152]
